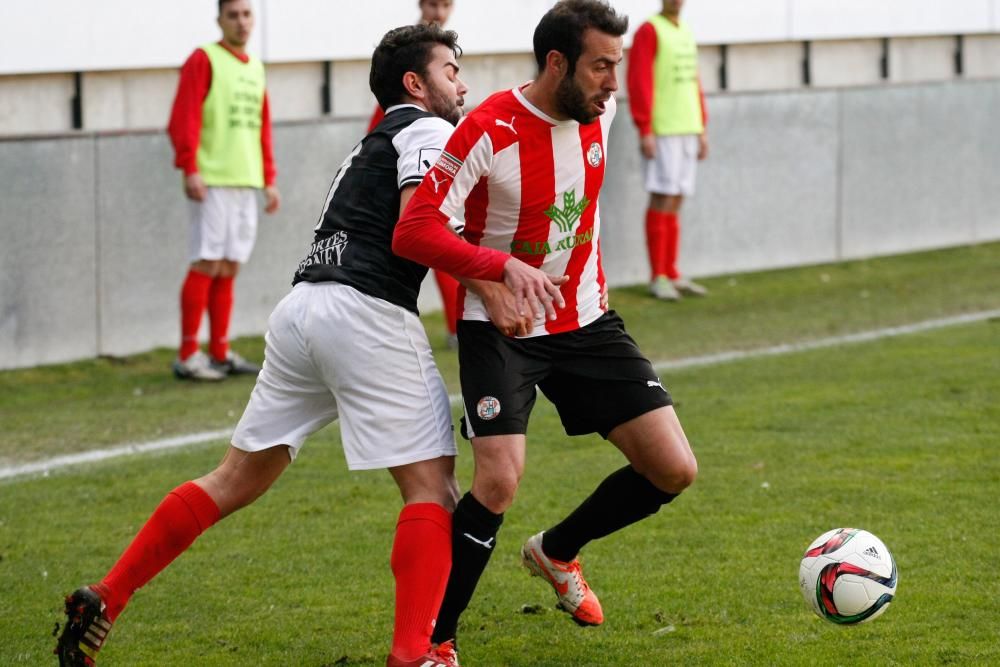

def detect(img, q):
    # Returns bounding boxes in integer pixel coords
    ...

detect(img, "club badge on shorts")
[476,396,501,421]
[587,142,603,168]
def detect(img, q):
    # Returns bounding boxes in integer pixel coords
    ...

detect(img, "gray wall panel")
[684,91,841,277]
[2,80,997,369]
[0,137,98,368]
[229,120,367,338]
[840,81,1000,258]
[95,133,189,356]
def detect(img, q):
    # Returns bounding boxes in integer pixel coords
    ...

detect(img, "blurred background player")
[56,23,479,667]
[370,0,461,349]
[168,0,281,381]
[627,0,708,301]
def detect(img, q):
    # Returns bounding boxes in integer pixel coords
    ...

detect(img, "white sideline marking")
[2,309,997,482]
[0,429,232,481]
[651,309,1000,373]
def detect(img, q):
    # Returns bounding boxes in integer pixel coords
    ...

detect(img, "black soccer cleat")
[55,587,113,666]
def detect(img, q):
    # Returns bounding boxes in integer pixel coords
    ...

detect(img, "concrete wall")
[2,80,1000,369]
[5,0,1000,74]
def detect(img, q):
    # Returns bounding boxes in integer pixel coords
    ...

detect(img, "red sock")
[433,270,460,335]
[390,503,452,661]
[663,211,681,280]
[208,275,234,362]
[645,209,668,280]
[179,270,213,360]
[94,481,220,622]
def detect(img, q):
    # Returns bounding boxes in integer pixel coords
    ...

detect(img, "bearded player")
[394,0,698,658]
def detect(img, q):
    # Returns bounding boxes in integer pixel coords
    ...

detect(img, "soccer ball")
[799,528,897,625]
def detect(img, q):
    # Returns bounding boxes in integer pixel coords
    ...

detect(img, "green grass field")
[2,244,999,666]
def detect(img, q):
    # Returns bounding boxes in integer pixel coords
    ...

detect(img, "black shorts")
[458,311,673,439]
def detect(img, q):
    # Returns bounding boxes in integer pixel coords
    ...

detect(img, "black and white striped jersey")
[293,104,453,314]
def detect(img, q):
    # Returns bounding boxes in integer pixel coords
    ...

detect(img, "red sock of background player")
[390,503,452,660]
[92,481,220,621]
[663,211,681,280]
[208,275,234,362]
[645,209,668,280]
[179,270,213,360]
[433,269,460,336]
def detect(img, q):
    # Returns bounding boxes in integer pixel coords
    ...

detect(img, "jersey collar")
[512,83,577,127]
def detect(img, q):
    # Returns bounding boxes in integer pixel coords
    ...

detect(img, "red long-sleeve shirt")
[626,20,707,137]
[167,43,276,185]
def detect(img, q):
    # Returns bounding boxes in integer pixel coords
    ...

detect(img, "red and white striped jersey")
[409,85,614,337]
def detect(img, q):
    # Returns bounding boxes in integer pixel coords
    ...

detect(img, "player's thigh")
[188,187,230,261]
[221,187,258,263]
[306,284,457,471]
[676,134,699,196]
[457,320,549,438]
[607,405,697,494]
[539,311,672,438]
[389,456,459,509]
[643,135,685,196]
[231,285,340,460]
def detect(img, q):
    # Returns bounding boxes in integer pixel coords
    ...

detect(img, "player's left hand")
[600,282,609,311]
[502,258,568,322]
[265,185,281,213]
[698,133,709,161]
[482,282,533,337]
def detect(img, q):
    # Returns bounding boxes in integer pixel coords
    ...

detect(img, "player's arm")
[627,21,658,159]
[167,49,211,201]
[261,92,280,212]
[399,175,529,336]
[697,79,709,160]
[393,121,566,321]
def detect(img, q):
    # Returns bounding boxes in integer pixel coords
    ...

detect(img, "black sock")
[431,492,503,644]
[541,465,678,562]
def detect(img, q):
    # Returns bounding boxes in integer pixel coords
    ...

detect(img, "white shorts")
[232,282,456,470]
[643,134,699,197]
[188,187,258,263]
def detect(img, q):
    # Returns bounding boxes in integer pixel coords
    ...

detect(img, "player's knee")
[473,475,519,514]
[646,455,697,495]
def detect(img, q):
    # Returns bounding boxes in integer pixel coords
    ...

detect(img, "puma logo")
[463,533,496,549]
[495,116,517,134]
[429,170,446,193]
[647,380,665,392]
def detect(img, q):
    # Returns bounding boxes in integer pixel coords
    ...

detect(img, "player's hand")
[501,257,567,322]
[698,133,709,161]
[599,281,609,312]
[480,281,533,337]
[264,185,281,214]
[640,134,657,160]
[184,173,207,202]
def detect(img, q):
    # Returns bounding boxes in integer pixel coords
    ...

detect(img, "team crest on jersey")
[587,142,603,168]
[434,150,464,178]
[476,396,501,421]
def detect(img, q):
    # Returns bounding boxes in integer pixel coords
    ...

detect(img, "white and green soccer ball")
[799,528,898,625]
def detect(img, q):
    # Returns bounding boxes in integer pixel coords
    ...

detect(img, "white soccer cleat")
[172,351,226,382]
[649,276,680,301]
[521,532,604,626]
[672,278,708,297]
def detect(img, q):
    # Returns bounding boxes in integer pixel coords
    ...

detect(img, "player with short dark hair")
[627,0,710,301]
[368,0,462,351]
[168,0,281,381]
[394,0,698,657]
[54,23,505,667]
